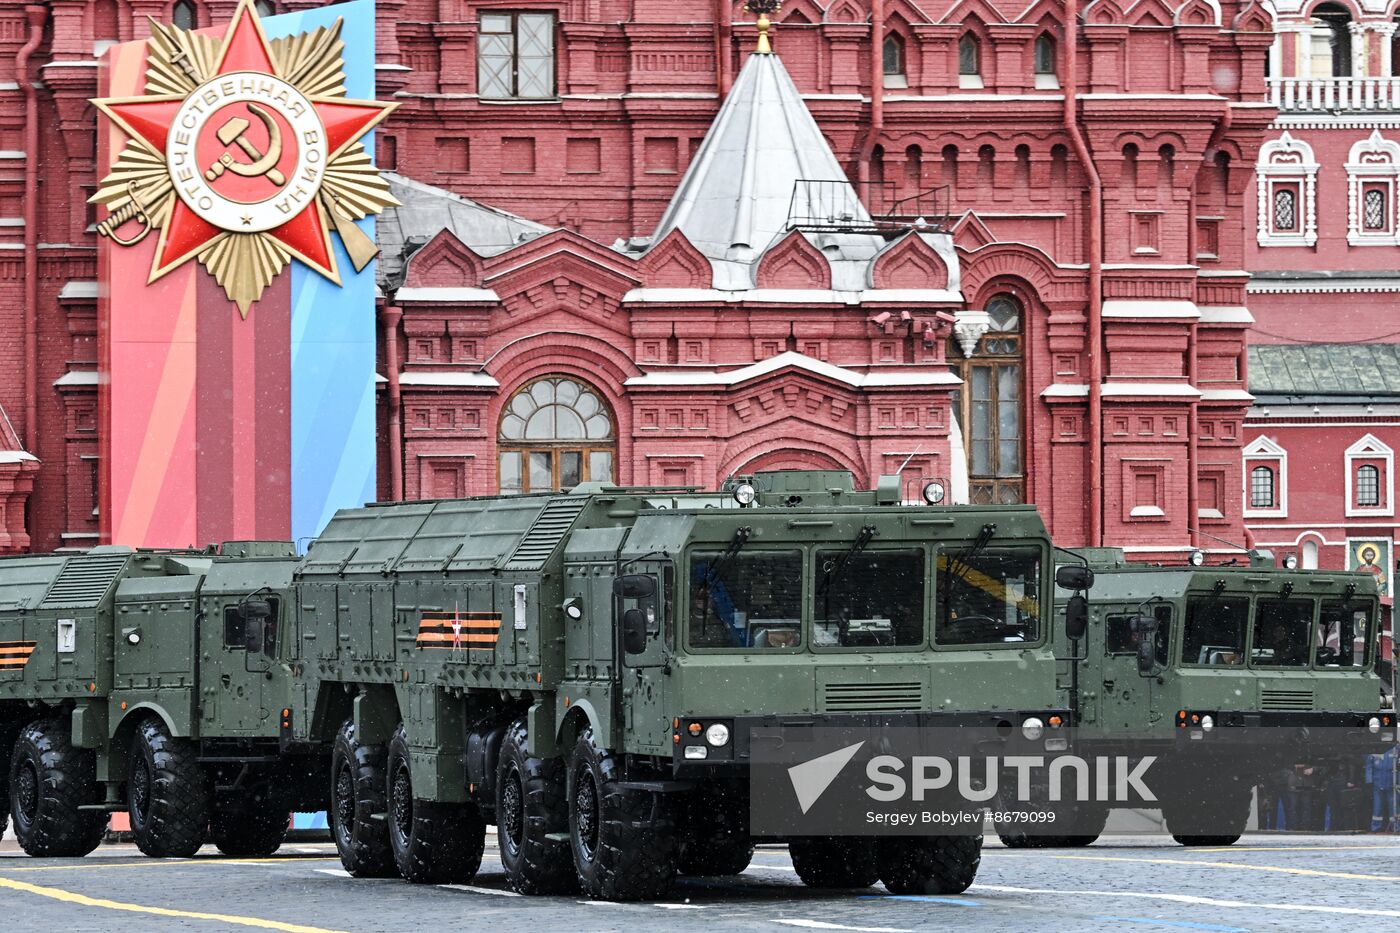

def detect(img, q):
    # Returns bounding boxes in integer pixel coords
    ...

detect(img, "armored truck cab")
[1023,547,1393,848]
[300,471,1073,900]
[1,543,312,860]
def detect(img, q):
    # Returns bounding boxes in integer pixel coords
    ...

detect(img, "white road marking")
[314,868,351,878]
[654,903,706,909]
[973,883,1400,919]
[772,920,914,933]
[437,883,521,898]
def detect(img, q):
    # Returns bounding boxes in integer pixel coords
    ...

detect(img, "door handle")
[221,674,231,686]
[1102,680,1115,691]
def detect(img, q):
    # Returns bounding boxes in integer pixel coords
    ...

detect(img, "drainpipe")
[715,0,733,94]
[855,0,885,187]
[18,5,46,452]
[1187,104,1234,549]
[1059,0,1104,545]
[381,304,404,501]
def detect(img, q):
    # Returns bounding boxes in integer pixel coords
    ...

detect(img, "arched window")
[1250,465,1275,509]
[959,34,982,87]
[952,294,1024,504]
[1309,4,1352,78]
[1357,464,1380,506]
[1122,143,1140,190]
[1034,34,1057,87]
[904,144,922,191]
[1302,539,1319,569]
[1273,188,1297,231]
[171,0,196,29]
[498,376,615,494]
[883,33,906,84]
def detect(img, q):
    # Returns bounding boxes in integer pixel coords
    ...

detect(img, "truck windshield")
[814,549,925,648]
[1251,598,1314,667]
[688,550,803,649]
[1183,595,1248,665]
[1318,599,1373,668]
[935,548,1041,645]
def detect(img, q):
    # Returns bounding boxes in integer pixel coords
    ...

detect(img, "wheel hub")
[390,763,413,838]
[332,763,354,842]
[130,759,151,827]
[15,760,39,826]
[500,766,524,856]
[574,768,599,861]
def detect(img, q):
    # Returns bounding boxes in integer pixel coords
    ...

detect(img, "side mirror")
[1056,565,1095,592]
[245,616,264,654]
[614,574,656,600]
[1137,639,1156,677]
[1064,594,1088,641]
[622,608,648,654]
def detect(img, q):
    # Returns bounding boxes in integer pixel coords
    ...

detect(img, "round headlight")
[1369,716,1382,734]
[1021,717,1044,741]
[564,603,583,620]
[1189,549,1206,567]
[706,723,730,747]
[1283,554,1298,570]
[126,631,141,645]
[733,483,757,506]
[1200,715,1215,732]
[922,481,946,505]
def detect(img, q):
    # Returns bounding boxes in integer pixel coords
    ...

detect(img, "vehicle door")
[205,593,284,735]
[619,560,673,754]
[1098,603,1172,733]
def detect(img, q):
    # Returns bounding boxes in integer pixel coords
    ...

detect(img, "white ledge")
[1197,305,1254,324]
[622,288,963,305]
[1102,383,1202,398]
[1200,389,1255,402]
[625,352,961,390]
[398,371,500,388]
[0,451,37,463]
[394,287,500,303]
[1041,383,1090,398]
[1102,299,1199,319]
[58,281,98,301]
[53,371,99,387]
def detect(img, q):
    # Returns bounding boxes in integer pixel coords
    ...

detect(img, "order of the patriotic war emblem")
[91,0,397,314]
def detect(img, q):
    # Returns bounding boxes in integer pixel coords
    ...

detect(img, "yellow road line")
[0,875,352,933]
[1037,853,1400,882]
[0,856,336,873]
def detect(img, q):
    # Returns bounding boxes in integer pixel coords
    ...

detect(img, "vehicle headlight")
[1283,554,1298,570]
[706,723,731,747]
[733,483,756,506]
[922,481,945,505]
[1021,717,1044,741]
[1189,549,1205,566]
[684,745,708,760]
[1369,716,1381,734]
[1200,715,1215,732]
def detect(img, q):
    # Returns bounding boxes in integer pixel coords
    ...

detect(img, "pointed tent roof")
[648,47,872,289]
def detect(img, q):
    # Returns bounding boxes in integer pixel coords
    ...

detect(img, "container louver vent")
[502,497,588,571]
[1260,688,1315,711]
[38,553,130,609]
[823,682,924,712]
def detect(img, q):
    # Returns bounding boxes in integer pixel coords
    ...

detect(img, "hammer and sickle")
[204,102,286,187]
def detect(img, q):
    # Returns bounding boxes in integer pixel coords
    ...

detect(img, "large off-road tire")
[8,719,106,857]
[209,790,290,857]
[789,837,880,888]
[1001,803,1109,849]
[330,720,396,878]
[497,718,575,895]
[876,834,983,895]
[568,727,676,901]
[128,717,208,858]
[677,783,753,876]
[1164,782,1251,847]
[386,723,485,884]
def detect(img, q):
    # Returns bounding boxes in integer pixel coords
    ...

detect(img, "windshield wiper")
[817,525,877,595]
[700,526,752,637]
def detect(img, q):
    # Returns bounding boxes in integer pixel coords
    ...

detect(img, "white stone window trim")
[1344,433,1394,518]
[1256,132,1318,248]
[1346,130,1400,247]
[1242,435,1287,519]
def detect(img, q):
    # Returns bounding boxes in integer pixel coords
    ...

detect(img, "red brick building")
[0,0,1275,558]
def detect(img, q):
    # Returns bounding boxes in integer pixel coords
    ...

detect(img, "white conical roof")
[649,48,871,289]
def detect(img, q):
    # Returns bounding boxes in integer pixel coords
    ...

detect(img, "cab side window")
[1105,605,1171,666]
[223,597,280,657]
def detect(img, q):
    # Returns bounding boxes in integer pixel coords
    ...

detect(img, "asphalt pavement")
[0,832,1395,932]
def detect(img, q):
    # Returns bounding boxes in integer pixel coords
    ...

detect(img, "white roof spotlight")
[1189,549,1206,566]
[1283,553,1299,570]
[922,481,946,505]
[732,482,757,507]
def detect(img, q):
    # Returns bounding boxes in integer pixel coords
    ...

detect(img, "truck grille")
[38,552,129,609]
[1260,688,1315,711]
[823,682,924,712]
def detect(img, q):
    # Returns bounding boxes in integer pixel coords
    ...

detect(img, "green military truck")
[288,470,1074,899]
[0,542,318,858]
[1003,547,1393,848]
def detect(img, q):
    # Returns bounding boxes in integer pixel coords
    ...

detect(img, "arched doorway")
[498,376,615,493]
[950,294,1024,504]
